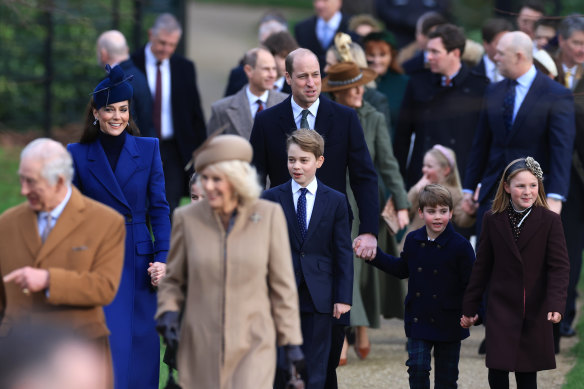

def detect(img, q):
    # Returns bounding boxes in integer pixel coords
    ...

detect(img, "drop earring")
[93,117,98,125]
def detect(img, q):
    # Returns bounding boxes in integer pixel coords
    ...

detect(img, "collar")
[39,185,72,221]
[291,177,318,196]
[317,11,342,30]
[145,42,169,67]
[483,54,496,71]
[412,221,455,245]
[291,97,320,120]
[274,76,285,90]
[562,63,578,74]
[515,65,537,88]
[246,86,269,103]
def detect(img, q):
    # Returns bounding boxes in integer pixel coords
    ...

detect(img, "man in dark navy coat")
[131,13,206,214]
[463,31,575,235]
[249,48,378,388]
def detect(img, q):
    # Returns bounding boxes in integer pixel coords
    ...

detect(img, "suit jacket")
[118,58,155,137]
[250,95,379,236]
[401,51,427,75]
[263,179,353,313]
[464,70,576,203]
[394,64,488,188]
[207,85,288,139]
[463,207,569,371]
[131,47,206,166]
[0,187,125,339]
[294,14,355,72]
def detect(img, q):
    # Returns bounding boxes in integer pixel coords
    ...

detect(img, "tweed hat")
[93,64,133,109]
[321,62,376,93]
[194,134,253,172]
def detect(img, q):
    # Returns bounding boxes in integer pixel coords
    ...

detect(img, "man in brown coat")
[0,138,125,388]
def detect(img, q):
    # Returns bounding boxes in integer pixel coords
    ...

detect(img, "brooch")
[250,213,261,223]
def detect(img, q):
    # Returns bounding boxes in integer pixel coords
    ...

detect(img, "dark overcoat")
[462,207,569,372]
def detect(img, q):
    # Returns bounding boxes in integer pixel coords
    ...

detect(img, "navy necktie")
[297,188,308,239]
[300,109,310,130]
[503,79,518,132]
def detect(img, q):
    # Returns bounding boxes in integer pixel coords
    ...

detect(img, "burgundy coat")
[462,206,569,372]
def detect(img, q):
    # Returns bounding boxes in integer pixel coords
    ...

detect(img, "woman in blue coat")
[67,65,171,389]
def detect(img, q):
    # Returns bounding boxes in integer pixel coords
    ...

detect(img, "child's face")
[504,170,538,211]
[190,183,205,203]
[422,153,449,184]
[419,204,452,239]
[287,143,324,187]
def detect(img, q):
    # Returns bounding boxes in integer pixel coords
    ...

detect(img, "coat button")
[430,318,435,323]
[420,242,425,247]
[433,269,438,275]
[413,318,419,323]
[415,292,421,297]
[436,244,441,249]
[125,214,132,223]
[432,294,437,299]
[300,252,305,257]
[417,267,423,272]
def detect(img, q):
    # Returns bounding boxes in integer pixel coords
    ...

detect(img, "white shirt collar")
[291,97,320,120]
[274,76,286,91]
[145,42,168,67]
[291,176,318,195]
[516,65,537,89]
[246,86,269,103]
[39,185,72,221]
[563,63,578,74]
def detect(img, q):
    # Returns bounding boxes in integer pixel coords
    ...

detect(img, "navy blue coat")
[250,95,379,236]
[263,179,353,313]
[464,70,576,203]
[67,135,170,389]
[369,223,475,342]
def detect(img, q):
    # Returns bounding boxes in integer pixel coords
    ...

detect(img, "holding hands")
[353,233,377,260]
[460,314,479,328]
[148,262,166,287]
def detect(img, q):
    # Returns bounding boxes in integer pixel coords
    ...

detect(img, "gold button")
[417,267,423,272]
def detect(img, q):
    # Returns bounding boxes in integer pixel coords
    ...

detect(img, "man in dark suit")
[394,24,488,189]
[97,30,155,137]
[474,18,513,83]
[249,48,378,388]
[207,48,287,139]
[463,31,575,236]
[553,15,584,338]
[294,0,354,73]
[131,13,206,214]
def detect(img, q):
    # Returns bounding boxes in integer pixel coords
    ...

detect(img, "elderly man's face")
[286,52,321,109]
[148,29,181,61]
[314,0,341,22]
[246,50,278,94]
[560,30,584,67]
[19,157,62,212]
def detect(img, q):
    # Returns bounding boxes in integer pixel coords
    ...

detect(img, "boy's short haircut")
[418,184,453,211]
[286,129,325,159]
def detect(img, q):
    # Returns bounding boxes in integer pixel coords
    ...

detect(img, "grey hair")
[151,13,182,37]
[96,30,128,61]
[243,47,266,68]
[21,138,74,186]
[198,160,261,206]
[559,15,584,40]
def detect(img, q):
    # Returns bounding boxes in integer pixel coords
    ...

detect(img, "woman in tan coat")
[156,135,303,389]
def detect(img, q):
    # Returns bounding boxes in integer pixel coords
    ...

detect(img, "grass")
[0,147,23,213]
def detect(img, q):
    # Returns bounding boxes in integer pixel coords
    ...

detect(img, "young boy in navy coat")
[263,129,353,389]
[359,184,475,388]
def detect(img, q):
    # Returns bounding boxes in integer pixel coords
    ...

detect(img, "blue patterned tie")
[503,79,518,132]
[297,188,308,239]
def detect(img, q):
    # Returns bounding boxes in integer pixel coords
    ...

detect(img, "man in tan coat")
[0,138,125,388]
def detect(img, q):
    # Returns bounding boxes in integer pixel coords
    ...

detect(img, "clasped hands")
[353,233,377,261]
[147,261,166,287]
[460,312,562,328]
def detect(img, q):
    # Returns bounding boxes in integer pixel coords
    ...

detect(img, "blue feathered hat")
[92,64,134,109]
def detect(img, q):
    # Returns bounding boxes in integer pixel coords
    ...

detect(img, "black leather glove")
[156,311,180,352]
[284,344,305,373]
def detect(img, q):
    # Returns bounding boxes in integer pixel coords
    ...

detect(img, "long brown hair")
[491,158,548,213]
[80,98,140,143]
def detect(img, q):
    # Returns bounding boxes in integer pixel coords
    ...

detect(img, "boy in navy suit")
[358,184,475,388]
[263,129,353,389]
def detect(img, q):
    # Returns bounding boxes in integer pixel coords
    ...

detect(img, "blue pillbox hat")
[93,64,134,109]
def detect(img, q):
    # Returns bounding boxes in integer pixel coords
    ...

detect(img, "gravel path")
[185,3,578,387]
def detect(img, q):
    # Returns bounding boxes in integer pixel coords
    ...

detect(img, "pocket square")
[72,245,88,251]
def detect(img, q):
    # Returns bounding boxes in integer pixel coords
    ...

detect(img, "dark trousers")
[488,369,537,389]
[406,338,461,389]
[301,312,332,389]
[159,138,188,217]
[323,324,346,389]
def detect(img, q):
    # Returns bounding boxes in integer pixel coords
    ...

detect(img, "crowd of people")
[0,0,583,388]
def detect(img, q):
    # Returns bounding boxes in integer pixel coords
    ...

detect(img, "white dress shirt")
[145,43,174,139]
[316,11,342,49]
[291,177,318,228]
[246,87,269,119]
[512,65,537,122]
[483,54,503,83]
[274,76,286,92]
[291,97,319,129]
[562,64,578,90]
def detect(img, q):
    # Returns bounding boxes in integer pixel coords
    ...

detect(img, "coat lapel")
[226,88,253,138]
[507,73,544,142]
[279,182,303,246]
[314,96,334,141]
[492,211,523,262]
[490,82,508,140]
[278,96,297,135]
[19,207,41,261]
[516,206,542,252]
[87,140,130,209]
[114,134,140,192]
[304,183,327,243]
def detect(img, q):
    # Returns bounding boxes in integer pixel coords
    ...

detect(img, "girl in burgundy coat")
[461,157,569,389]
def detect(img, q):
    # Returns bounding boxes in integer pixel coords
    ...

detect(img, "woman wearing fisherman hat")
[67,64,171,389]
[155,134,303,389]
[322,62,410,364]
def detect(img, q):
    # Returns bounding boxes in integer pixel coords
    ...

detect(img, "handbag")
[381,196,400,235]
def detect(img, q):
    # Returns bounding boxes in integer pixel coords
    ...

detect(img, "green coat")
[346,100,409,327]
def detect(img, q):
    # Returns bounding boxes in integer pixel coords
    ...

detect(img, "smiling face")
[245,49,278,95]
[199,167,238,214]
[19,157,62,212]
[333,85,364,109]
[365,41,392,76]
[287,143,324,187]
[504,170,539,211]
[419,204,452,239]
[422,153,449,184]
[559,30,584,68]
[286,51,321,109]
[93,100,129,136]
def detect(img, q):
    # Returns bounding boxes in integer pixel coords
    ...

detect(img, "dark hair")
[558,15,584,40]
[80,98,140,143]
[428,24,466,56]
[286,129,324,159]
[263,31,299,58]
[420,13,448,36]
[418,184,453,211]
[519,0,545,15]
[482,18,514,43]
[534,17,557,32]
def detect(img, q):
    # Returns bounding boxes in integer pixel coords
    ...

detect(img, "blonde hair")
[491,158,548,213]
[198,160,262,206]
[425,145,461,190]
[326,33,375,88]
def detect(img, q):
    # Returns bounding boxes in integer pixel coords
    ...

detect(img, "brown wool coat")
[157,199,302,389]
[463,206,569,372]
